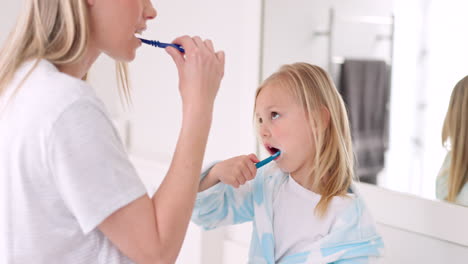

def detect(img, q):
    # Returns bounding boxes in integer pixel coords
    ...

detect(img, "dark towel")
[339,59,391,184]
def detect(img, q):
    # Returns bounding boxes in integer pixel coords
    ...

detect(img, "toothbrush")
[255,151,281,169]
[139,38,185,53]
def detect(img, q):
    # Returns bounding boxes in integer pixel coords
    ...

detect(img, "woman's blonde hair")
[442,76,468,202]
[0,0,131,105]
[255,63,354,217]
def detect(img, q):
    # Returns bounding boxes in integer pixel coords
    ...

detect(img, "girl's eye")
[258,117,263,124]
[271,112,280,120]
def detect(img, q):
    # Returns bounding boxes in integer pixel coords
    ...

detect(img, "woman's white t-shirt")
[0,60,147,263]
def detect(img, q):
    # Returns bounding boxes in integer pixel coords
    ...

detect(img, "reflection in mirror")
[261,0,468,203]
[435,76,468,207]
[383,0,468,202]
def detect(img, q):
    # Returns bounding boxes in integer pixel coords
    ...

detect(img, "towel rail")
[314,8,395,73]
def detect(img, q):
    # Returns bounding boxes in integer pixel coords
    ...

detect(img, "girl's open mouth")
[266,145,281,160]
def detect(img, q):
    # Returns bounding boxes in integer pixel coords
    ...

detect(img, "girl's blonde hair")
[255,63,354,217]
[442,76,468,202]
[0,0,131,105]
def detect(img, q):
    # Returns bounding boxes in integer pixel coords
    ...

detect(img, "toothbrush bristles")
[139,38,159,47]
[139,38,185,53]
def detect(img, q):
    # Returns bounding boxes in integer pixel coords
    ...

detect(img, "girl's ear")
[309,106,330,131]
[320,106,331,130]
[87,0,95,6]
[306,106,330,133]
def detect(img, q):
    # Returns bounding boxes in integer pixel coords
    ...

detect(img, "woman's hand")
[166,35,225,113]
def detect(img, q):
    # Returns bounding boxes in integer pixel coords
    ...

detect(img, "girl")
[0,0,224,263]
[192,63,384,263]
[437,76,468,206]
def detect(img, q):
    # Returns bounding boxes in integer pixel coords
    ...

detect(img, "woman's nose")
[144,0,157,20]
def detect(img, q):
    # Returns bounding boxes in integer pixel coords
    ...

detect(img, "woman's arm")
[99,36,225,264]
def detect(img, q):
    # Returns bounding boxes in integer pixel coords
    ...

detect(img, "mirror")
[261,0,468,204]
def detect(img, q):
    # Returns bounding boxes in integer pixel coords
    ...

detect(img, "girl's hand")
[165,35,225,113]
[211,154,260,188]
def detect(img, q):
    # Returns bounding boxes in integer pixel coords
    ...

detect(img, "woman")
[0,0,225,263]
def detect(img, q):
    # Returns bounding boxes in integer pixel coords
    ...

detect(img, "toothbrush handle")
[157,42,185,53]
[255,152,281,169]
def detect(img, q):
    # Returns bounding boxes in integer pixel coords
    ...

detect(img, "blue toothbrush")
[255,151,281,169]
[139,38,185,53]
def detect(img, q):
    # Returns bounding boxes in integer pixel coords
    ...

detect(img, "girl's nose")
[259,125,271,138]
[144,0,157,20]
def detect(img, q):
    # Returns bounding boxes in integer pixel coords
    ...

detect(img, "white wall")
[0,2,21,44]
[125,0,261,164]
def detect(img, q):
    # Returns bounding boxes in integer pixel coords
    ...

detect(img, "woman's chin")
[122,48,137,61]
[126,52,137,62]
[105,45,137,62]
[117,53,136,63]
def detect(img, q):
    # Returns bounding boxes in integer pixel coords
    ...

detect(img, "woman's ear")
[87,0,95,6]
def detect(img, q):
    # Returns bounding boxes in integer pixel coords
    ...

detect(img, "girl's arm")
[191,154,260,230]
[98,36,225,264]
[199,153,260,192]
